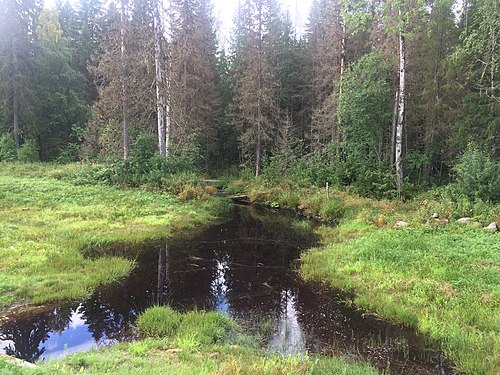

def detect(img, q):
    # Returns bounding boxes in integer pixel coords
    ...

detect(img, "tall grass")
[0,163,223,308]
[5,307,379,375]
[301,224,499,374]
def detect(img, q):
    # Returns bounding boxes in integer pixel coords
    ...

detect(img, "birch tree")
[153,0,166,157]
[383,0,426,194]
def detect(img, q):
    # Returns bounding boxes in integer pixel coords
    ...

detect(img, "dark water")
[0,206,454,374]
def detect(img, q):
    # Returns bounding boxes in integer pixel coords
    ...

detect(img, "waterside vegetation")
[0,163,228,309]
[0,161,498,374]
[0,308,378,375]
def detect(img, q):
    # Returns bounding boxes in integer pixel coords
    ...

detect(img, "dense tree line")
[0,0,498,196]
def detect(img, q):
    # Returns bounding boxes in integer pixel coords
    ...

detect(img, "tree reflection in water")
[0,206,452,374]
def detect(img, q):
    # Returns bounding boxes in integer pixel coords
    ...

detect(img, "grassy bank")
[0,308,378,375]
[229,178,499,374]
[0,163,228,309]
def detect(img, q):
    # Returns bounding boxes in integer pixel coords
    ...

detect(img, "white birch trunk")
[120,0,130,160]
[153,0,166,158]
[165,57,171,157]
[395,26,405,194]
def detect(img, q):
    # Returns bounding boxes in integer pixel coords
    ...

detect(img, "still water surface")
[0,206,453,374]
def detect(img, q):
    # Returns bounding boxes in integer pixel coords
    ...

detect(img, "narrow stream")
[0,206,454,374]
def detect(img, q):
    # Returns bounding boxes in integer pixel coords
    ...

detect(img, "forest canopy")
[0,0,498,199]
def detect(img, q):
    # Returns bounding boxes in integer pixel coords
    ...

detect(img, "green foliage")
[0,133,17,161]
[451,143,499,202]
[17,140,39,163]
[337,52,393,195]
[136,306,182,338]
[177,310,236,345]
[131,132,157,161]
[56,142,81,163]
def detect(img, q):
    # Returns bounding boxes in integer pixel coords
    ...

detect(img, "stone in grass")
[394,220,409,228]
[484,222,498,232]
[457,217,472,224]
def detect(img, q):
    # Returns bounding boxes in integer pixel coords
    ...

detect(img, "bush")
[0,133,17,162]
[17,140,39,163]
[452,143,499,202]
[57,143,81,163]
[136,305,182,338]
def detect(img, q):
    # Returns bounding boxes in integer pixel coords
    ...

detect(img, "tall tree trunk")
[395,27,405,194]
[335,20,346,156]
[13,85,19,148]
[165,58,171,157]
[255,3,263,178]
[390,90,398,165]
[120,0,130,160]
[154,0,166,158]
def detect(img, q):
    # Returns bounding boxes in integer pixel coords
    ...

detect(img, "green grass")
[0,163,224,308]
[228,176,500,374]
[136,305,182,338]
[0,308,378,375]
[301,222,499,374]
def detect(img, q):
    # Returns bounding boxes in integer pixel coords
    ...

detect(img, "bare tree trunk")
[390,90,398,165]
[395,27,405,194]
[154,0,166,158]
[165,58,171,157]
[255,3,263,178]
[120,0,130,160]
[13,85,19,148]
[335,20,347,156]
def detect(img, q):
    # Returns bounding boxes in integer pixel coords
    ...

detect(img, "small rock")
[394,220,409,228]
[457,217,471,224]
[484,222,498,232]
[432,212,440,218]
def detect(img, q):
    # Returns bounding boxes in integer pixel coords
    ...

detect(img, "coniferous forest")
[0,1,499,375]
[0,0,497,197]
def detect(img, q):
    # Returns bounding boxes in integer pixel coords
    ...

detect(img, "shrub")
[0,133,17,162]
[452,143,499,202]
[136,305,182,338]
[57,143,81,163]
[17,140,39,163]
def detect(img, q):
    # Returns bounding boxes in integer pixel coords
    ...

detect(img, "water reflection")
[0,206,453,374]
[211,252,230,314]
[269,289,305,355]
